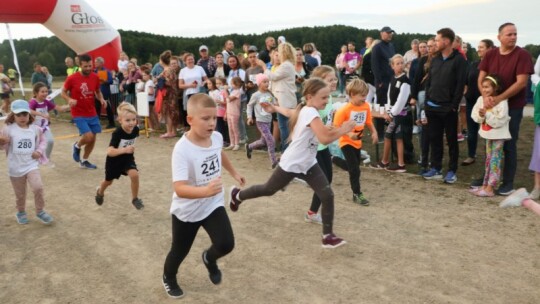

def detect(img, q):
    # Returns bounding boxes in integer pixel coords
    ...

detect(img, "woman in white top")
[262,42,297,151]
[178,53,208,112]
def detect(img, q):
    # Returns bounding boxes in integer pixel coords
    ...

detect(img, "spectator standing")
[197,45,217,79]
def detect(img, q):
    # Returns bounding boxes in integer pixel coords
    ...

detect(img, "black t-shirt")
[106,126,139,166]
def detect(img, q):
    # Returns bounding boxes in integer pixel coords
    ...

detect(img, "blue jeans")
[277,113,289,151]
[501,107,523,188]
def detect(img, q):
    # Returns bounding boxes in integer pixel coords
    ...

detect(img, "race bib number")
[119,138,136,148]
[13,135,34,155]
[349,110,367,125]
[196,153,221,186]
[348,59,357,68]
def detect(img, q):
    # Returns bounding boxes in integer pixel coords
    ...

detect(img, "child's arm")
[0,128,9,148]
[30,109,49,119]
[389,83,411,117]
[221,151,246,186]
[107,145,135,157]
[471,97,485,124]
[32,127,47,159]
[368,122,378,144]
[174,178,223,199]
[260,102,294,117]
[246,96,256,125]
[311,117,355,145]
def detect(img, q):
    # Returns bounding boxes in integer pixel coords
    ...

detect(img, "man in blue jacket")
[422,28,468,184]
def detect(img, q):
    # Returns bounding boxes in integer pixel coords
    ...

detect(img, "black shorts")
[0,93,9,99]
[384,115,406,140]
[105,160,138,181]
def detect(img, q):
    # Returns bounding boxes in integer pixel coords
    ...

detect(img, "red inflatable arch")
[0,0,121,71]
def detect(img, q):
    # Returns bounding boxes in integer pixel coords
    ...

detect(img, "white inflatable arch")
[0,0,121,71]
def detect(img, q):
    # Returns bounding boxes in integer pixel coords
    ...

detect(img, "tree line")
[1,25,538,77]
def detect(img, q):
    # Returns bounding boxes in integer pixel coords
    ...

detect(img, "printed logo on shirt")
[80,82,92,98]
[119,138,136,148]
[349,110,367,125]
[196,153,221,186]
[14,138,34,154]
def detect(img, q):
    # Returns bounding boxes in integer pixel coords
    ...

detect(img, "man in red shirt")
[61,54,106,169]
[478,22,534,195]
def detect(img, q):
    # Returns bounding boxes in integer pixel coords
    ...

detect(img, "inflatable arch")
[0,0,121,71]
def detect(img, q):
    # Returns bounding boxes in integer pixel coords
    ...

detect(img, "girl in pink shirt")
[225,77,244,150]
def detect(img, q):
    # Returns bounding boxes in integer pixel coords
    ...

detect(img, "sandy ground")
[1,119,539,304]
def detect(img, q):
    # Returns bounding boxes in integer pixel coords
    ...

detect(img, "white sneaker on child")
[500,188,529,208]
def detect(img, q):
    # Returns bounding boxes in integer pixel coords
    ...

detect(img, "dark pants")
[95,98,115,126]
[341,145,362,195]
[239,164,334,234]
[310,148,332,213]
[426,110,459,172]
[163,207,234,278]
[216,117,229,144]
[375,84,388,140]
[501,107,523,188]
[401,111,415,163]
[465,98,480,158]
[420,124,430,167]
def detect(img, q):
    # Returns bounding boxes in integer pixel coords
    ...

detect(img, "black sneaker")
[385,163,406,173]
[374,161,389,169]
[132,198,144,210]
[229,186,242,212]
[95,186,104,206]
[470,178,483,188]
[496,184,515,196]
[246,144,252,159]
[162,274,184,299]
[202,250,222,285]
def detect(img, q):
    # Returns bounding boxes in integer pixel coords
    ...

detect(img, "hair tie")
[485,76,498,87]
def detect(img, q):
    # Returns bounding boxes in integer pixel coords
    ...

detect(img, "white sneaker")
[304,212,322,225]
[528,188,540,200]
[500,188,529,208]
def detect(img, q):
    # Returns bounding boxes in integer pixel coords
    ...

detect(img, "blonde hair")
[278,42,296,64]
[117,102,137,119]
[187,93,217,115]
[311,65,336,80]
[389,54,404,66]
[287,78,328,143]
[346,78,369,97]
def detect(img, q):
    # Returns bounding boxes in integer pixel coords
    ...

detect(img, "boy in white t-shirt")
[162,94,245,299]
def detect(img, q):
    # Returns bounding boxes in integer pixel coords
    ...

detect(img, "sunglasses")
[15,112,29,117]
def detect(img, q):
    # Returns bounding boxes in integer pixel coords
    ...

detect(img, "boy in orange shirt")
[333,79,378,205]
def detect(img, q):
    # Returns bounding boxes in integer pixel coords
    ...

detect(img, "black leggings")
[163,207,234,278]
[238,164,334,235]
[341,145,362,195]
[309,148,332,213]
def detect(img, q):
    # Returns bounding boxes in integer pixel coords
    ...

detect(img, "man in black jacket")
[371,26,396,139]
[422,28,467,184]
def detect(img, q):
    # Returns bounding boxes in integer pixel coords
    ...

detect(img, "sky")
[0,0,537,51]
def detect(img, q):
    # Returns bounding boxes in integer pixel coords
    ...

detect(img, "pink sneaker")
[322,233,347,248]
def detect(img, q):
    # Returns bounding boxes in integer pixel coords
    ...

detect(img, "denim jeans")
[501,107,523,188]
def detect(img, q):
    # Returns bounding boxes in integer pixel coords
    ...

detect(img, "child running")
[0,100,53,225]
[162,94,245,298]
[333,78,378,206]
[470,75,511,197]
[225,77,244,150]
[28,82,69,165]
[228,78,356,248]
[95,103,144,209]
[377,54,411,173]
[245,73,278,168]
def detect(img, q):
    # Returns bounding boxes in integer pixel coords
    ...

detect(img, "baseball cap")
[380,26,395,33]
[248,45,258,52]
[199,45,208,51]
[278,36,286,43]
[11,99,30,114]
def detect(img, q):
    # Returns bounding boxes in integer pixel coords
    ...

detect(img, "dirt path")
[1,120,539,304]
